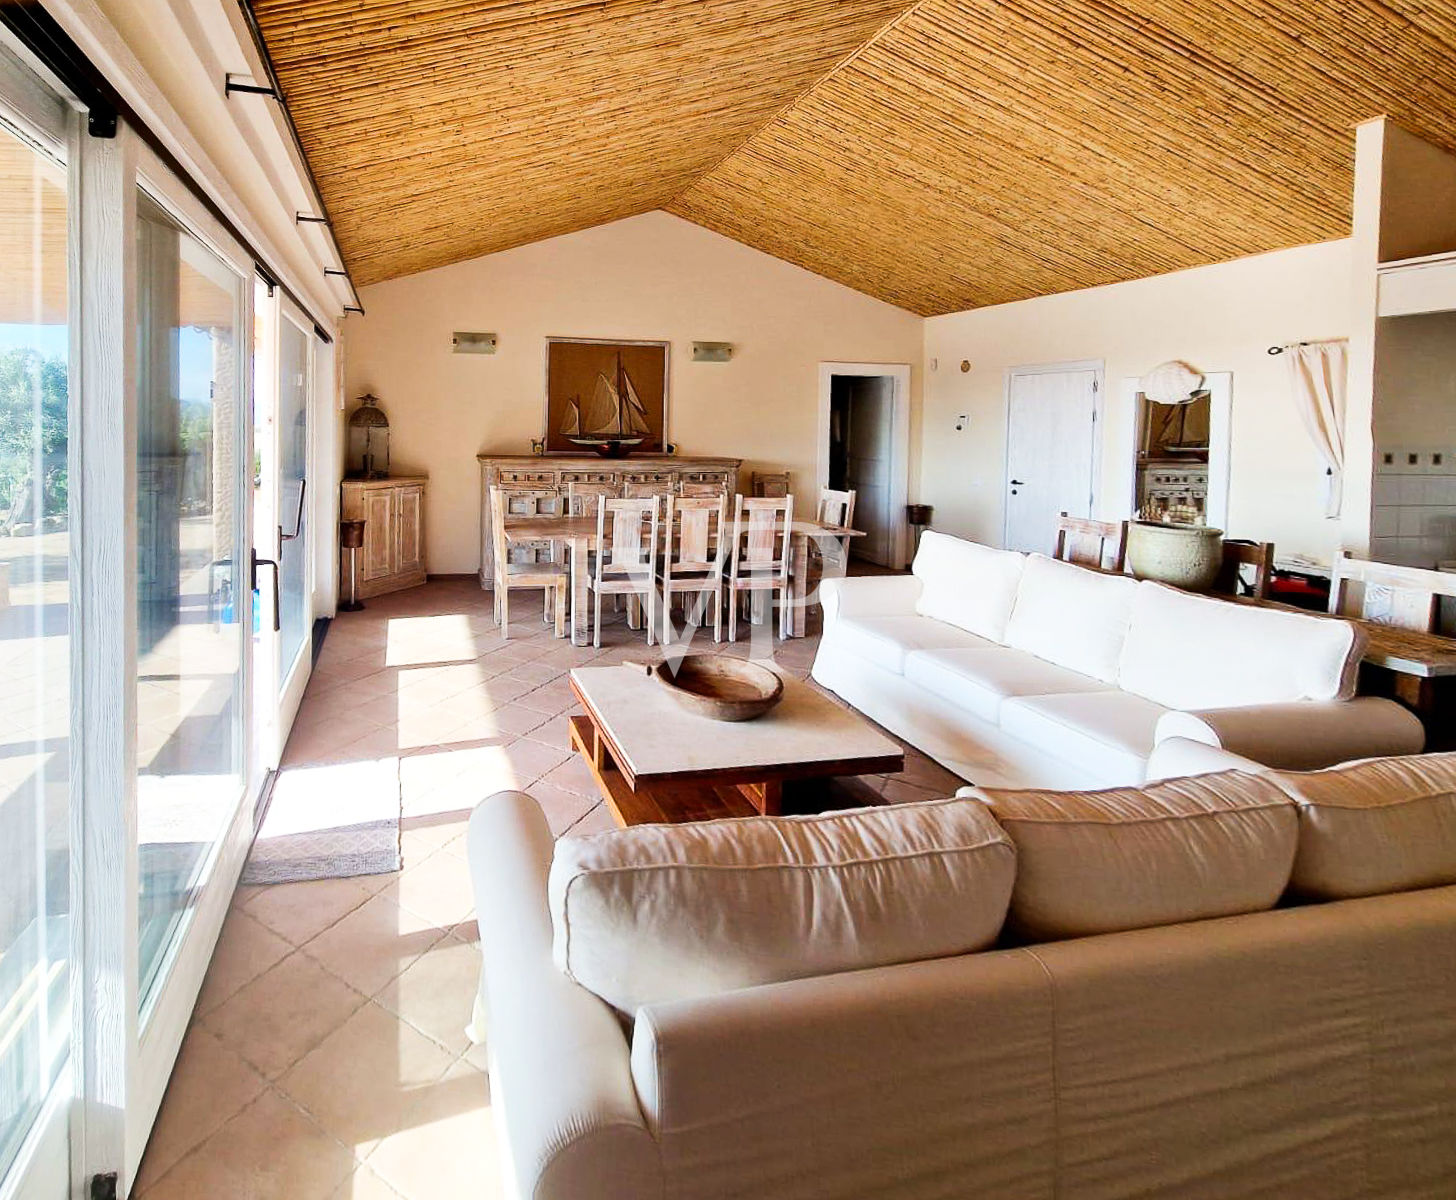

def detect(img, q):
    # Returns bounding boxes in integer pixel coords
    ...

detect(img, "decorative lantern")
[347,393,390,480]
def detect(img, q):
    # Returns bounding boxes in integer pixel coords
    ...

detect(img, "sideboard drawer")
[559,470,619,485]
[499,469,558,485]
[623,471,676,485]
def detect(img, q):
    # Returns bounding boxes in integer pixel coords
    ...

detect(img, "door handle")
[1009,479,1026,486]
[252,549,281,632]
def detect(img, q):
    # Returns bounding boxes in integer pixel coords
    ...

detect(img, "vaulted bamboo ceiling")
[250,0,914,286]
[253,0,1456,315]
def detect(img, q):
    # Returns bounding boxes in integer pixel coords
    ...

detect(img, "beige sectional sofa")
[468,741,1456,1200]
[810,530,1424,788]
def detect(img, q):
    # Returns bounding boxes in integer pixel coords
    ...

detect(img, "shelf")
[1377,251,1456,317]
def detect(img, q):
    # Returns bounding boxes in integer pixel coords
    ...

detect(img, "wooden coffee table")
[567,663,905,827]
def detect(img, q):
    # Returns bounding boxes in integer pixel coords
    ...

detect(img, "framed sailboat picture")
[545,338,669,456]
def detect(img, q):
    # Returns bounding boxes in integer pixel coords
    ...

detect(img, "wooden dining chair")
[751,470,791,499]
[1328,552,1456,632]
[1214,540,1275,600]
[727,494,794,642]
[489,486,568,640]
[1053,512,1129,572]
[590,496,660,648]
[660,494,728,643]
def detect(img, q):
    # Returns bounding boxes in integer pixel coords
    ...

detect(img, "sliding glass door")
[133,187,249,1015]
[0,25,332,1198]
[276,308,311,693]
[250,290,313,775]
[0,54,72,1200]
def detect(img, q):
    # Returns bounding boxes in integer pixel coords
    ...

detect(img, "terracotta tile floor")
[135,578,965,1199]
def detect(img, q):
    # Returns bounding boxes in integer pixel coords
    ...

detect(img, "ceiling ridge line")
[658,0,932,213]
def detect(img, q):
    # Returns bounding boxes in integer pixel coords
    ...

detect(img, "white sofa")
[468,741,1456,1200]
[810,530,1424,788]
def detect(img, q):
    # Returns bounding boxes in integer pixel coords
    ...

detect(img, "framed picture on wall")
[544,337,669,454]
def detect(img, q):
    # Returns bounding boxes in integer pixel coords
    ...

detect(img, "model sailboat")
[561,351,651,457]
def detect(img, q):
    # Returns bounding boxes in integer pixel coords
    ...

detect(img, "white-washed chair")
[590,496,660,648]
[1329,551,1456,632]
[566,480,620,516]
[1054,511,1128,572]
[489,486,568,640]
[751,470,791,499]
[660,494,727,643]
[815,487,857,572]
[681,480,729,499]
[726,493,793,642]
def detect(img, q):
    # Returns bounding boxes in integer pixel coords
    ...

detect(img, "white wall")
[921,240,1352,560]
[344,211,922,574]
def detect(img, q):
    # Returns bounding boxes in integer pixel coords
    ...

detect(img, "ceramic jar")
[1126,521,1225,591]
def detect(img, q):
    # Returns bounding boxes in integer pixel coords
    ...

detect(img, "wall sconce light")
[691,341,733,363]
[452,331,497,354]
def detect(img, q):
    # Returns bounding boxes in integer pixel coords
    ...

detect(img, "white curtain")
[1287,339,1348,518]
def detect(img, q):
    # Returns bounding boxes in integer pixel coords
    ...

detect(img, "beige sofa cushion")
[971,772,1297,939]
[1004,554,1139,683]
[548,799,1016,1013]
[1267,752,1456,899]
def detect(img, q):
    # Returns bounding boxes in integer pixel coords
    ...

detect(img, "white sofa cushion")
[971,771,1297,940]
[998,691,1170,786]
[1267,752,1456,899]
[1119,581,1362,710]
[548,799,1017,1013]
[904,646,1112,724]
[827,614,995,675]
[912,531,1025,642]
[1003,554,1138,683]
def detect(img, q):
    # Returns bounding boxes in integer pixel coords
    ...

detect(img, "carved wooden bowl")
[628,655,785,721]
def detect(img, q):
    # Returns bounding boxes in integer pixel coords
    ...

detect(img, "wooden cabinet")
[395,484,424,576]
[341,477,428,598]
[477,453,740,588]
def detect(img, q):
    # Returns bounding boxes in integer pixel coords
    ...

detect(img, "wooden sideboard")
[341,477,427,599]
[477,454,741,588]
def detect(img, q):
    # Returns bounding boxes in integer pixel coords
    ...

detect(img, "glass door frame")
[0,43,78,1200]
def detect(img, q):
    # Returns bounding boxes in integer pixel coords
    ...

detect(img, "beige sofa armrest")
[818,573,923,627]
[1154,697,1425,770]
[467,792,661,1200]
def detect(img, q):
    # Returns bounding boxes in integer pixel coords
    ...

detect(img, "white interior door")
[1003,365,1100,554]
[846,378,894,566]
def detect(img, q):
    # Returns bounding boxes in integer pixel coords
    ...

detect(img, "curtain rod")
[0,1,344,339]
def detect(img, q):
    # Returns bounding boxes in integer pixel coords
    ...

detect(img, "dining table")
[501,513,864,646]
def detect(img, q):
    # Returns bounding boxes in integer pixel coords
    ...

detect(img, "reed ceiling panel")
[670,0,1456,314]
[249,0,916,285]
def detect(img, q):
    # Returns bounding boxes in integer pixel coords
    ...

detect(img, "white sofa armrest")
[467,792,660,1200]
[818,573,923,628]
[1154,697,1425,770]
[1145,737,1266,781]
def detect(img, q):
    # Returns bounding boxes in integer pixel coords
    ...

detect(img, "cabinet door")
[361,489,394,580]
[395,485,424,575]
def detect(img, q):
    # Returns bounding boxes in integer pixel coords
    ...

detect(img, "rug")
[242,755,402,884]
